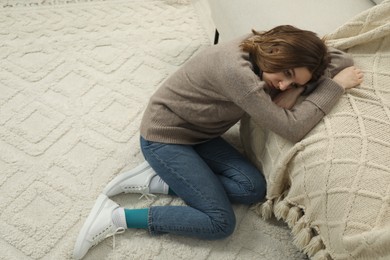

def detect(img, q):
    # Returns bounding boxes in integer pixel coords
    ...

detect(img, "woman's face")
[262,67,312,91]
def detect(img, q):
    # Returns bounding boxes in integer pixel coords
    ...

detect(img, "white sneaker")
[73,194,125,260]
[103,161,157,197]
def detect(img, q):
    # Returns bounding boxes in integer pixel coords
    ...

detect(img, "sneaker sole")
[73,194,108,259]
[102,161,152,196]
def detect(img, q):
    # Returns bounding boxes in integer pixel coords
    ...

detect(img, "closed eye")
[284,70,293,78]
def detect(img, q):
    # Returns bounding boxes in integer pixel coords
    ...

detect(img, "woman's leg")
[194,137,266,204]
[73,136,265,259]
[103,137,265,202]
[140,137,236,240]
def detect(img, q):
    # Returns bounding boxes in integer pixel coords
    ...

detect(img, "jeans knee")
[209,210,236,240]
[246,175,267,203]
[235,180,266,205]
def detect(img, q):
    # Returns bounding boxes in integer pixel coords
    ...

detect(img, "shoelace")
[108,227,125,260]
[139,193,156,201]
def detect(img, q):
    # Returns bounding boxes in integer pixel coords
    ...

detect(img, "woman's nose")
[278,80,293,90]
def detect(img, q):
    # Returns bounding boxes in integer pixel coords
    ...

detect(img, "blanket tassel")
[286,206,302,228]
[293,227,312,249]
[251,199,273,220]
[274,200,290,221]
[291,216,306,236]
[303,235,324,257]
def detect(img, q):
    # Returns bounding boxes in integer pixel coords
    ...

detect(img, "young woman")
[73,25,363,259]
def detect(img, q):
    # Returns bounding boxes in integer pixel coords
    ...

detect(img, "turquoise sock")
[124,208,149,229]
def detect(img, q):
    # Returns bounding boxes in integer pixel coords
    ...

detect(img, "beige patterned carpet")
[0,0,305,259]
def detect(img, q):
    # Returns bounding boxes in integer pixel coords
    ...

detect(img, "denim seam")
[202,158,256,192]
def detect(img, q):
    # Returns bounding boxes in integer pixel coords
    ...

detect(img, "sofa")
[207,0,377,43]
[205,0,390,259]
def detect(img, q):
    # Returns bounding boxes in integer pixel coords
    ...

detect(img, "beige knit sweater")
[140,35,350,144]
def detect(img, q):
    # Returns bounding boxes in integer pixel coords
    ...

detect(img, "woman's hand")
[333,66,364,89]
[272,87,305,109]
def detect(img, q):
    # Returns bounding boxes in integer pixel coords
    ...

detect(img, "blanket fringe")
[286,206,302,228]
[293,227,312,249]
[291,215,306,236]
[274,199,290,220]
[253,197,330,259]
[251,199,273,220]
[304,235,325,257]
[288,205,328,259]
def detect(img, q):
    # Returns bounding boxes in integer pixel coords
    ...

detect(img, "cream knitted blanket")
[241,1,390,259]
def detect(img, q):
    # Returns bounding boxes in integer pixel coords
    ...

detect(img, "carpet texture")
[0,0,305,259]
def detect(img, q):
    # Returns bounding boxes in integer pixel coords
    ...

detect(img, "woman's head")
[241,25,330,85]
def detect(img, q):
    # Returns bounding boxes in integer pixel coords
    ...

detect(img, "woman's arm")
[224,45,360,142]
[326,47,354,77]
[238,77,344,142]
[237,64,362,142]
[303,47,354,95]
[272,47,359,110]
[272,87,305,109]
[272,66,363,109]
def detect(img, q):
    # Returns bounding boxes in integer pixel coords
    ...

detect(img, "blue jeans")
[140,136,266,240]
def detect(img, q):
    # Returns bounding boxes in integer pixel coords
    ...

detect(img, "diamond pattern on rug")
[0,1,305,259]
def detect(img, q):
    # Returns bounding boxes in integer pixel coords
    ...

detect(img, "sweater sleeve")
[326,47,354,77]
[237,77,343,142]
[303,47,353,95]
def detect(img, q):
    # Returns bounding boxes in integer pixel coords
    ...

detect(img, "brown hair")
[240,25,330,82]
